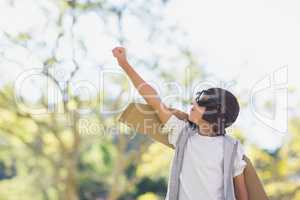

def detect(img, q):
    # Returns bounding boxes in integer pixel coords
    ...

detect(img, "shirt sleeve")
[161,114,187,147]
[233,140,247,177]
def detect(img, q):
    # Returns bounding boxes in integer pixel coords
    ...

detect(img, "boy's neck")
[197,120,217,137]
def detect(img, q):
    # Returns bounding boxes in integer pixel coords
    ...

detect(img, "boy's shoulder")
[224,134,239,145]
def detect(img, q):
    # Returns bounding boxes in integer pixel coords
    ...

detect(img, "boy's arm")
[168,107,189,121]
[112,47,172,124]
[233,172,249,200]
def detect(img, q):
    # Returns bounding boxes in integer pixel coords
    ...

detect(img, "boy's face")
[188,100,206,124]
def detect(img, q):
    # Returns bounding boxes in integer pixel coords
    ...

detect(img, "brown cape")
[118,102,269,200]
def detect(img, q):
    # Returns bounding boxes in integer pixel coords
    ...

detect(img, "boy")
[112,47,248,200]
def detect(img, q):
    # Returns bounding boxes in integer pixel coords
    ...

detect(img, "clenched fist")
[112,46,128,67]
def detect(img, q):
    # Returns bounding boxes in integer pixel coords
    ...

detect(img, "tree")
[0,0,203,199]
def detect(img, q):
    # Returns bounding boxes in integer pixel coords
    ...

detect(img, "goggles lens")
[195,90,221,109]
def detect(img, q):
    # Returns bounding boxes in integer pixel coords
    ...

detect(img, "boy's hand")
[112,46,128,67]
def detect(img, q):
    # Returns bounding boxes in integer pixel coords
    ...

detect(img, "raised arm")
[112,47,172,124]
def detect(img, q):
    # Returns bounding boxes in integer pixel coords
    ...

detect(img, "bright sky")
[165,0,300,150]
[0,0,299,150]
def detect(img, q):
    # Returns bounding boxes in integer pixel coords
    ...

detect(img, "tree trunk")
[64,159,79,200]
